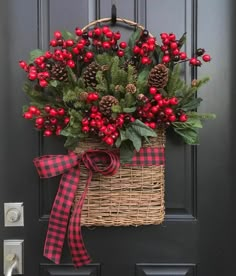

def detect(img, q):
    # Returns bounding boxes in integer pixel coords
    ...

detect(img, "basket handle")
[81,17,155,38]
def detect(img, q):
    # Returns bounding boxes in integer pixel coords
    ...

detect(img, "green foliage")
[28,49,44,63]
[64,136,80,150]
[110,56,128,86]
[61,30,75,40]
[124,93,136,108]
[187,111,216,120]
[95,53,113,66]
[96,71,108,94]
[127,65,136,84]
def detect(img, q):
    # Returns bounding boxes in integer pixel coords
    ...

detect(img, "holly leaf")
[49,80,59,88]
[119,140,135,164]
[172,117,203,129]
[125,128,142,151]
[137,68,150,82]
[115,129,127,147]
[28,49,44,63]
[111,105,122,113]
[129,119,157,138]
[173,127,199,145]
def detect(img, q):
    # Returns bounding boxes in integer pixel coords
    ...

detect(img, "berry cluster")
[23,105,69,136]
[136,87,187,128]
[160,32,211,65]
[131,29,156,65]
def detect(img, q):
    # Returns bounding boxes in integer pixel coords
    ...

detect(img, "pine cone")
[47,62,68,81]
[79,91,88,101]
[148,64,169,89]
[99,95,118,117]
[83,62,101,88]
[126,83,137,94]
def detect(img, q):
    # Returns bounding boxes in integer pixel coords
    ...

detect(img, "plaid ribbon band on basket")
[33,146,165,268]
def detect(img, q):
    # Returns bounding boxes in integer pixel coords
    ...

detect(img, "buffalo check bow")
[33,147,164,268]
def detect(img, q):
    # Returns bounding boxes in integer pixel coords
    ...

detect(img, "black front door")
[0,0,235,275]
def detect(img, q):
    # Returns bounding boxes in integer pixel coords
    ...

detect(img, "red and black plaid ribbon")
[33,147,164,268]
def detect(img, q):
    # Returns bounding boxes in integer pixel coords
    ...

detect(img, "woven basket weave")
[73,129,165,227]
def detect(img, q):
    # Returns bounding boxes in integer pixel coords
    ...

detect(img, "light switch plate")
[3,240,24,274]
[4,203,24,227]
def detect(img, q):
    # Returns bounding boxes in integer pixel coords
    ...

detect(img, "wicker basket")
[72,18,165,227]
[73,130,165,227]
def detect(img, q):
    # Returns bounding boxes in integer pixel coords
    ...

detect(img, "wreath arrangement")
[19,18,214,267]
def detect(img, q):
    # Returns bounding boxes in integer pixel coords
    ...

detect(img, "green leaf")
[64,137,80,150]
[61,30,75,40]
[123,107,136,113]
[129,119,157,138]
[119,140,135,164]
[125,128,142,151]
[180,97,203,111]
[173,127,199,145]
[173,117,202,129]
[49,80,59,88]
[28,49,44,63]
[178,32,187,49]
[187,112,216,120]
[128,29,142,49]
[112,105,122,113]
[137,68,150,82]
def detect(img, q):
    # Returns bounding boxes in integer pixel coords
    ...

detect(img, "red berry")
[162,55,170,63]
[91,106,98,113]
[164,107,173,115]
[75,28,83,36]
[141,56,150,64]
[202,54,211,62]
[54,31,62,39]
[158,99,164,106]
[180,52,187,60]
[147,37,156,45]
[114,31,121,40]
[149,87,157,95]
[66,39,74,47]
[50,39,57,47]
[149,122,156,129]
[170,42,178,49]
[90,120,97,127]
[42,71,50,78]
[163,38,170,45]
[169,33,176,41]
[102,41,111,49]
[179,114,188,122]
[39,79,48,87]
[19,60,27,69]
[35,117,44,124]
[67,60,75,68]
[160,45,168,52]
[105,136,114,145]
[119,42,127,49]
[169,97,178,105]
[154,94,162,101]
[148,44,155,51]
[151,105,159,113]
[44,130,53,136]
[189,57,198,65]
[102,26,110,34]
[49,108,57,116]
[106,31,113,38]
[50,117,58,124]
[160,33,168,40]
[94,28,102,36]
[72,47,80,54]
[169,114,176,122]
[82,118,89,126]
[28,72,37,80]
[172,49,180,55]
[64,117,70,124]
[133,46,140,54]
[44,105,51,113]
[57,108,65,116]
[28,106,37,114]
[117,50,124,57]
[86,51,94,59]
[23,112,33,119]
[163,98,170,105]
[77,42,84,49]
[88,30,93,38]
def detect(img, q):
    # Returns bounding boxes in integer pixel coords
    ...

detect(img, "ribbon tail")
[43,167,79,264]
[68,168,92,267]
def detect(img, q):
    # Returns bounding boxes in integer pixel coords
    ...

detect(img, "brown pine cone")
[99,95,119,117]
[125,83,137,94]
[148,64,169,88]
[47,62,68,81]
[83,62,101,88]
[79,91,88,101]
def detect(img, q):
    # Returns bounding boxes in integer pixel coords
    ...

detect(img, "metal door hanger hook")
[111,4,117,25]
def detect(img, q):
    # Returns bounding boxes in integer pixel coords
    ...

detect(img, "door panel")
[0,0,234,275]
